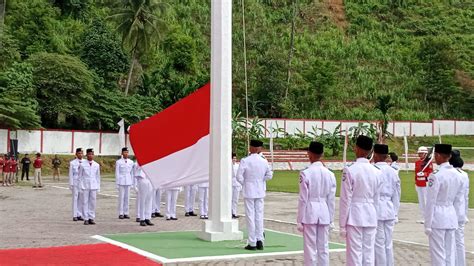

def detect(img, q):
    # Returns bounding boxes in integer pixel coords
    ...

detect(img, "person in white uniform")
[388,152,400,173]
[237,139,273,251]
[184,184,198,217]
[198,181,209,219]
[373,144,401,266]
[166,187,181,220]
[78,148,101,225]
[297,141,336,266]
[69,148,84,222]
[232,152,242,219]
[339,135,383,266]
[424,144,464,266]
[449,150,469,266]
[134,162,155,226]
[152,188,164,218]
[115,147,134,219]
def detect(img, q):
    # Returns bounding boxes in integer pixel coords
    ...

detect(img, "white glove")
[424,228,432,236]
[133,186,138,192]
[340,228,347,239]
[465,217,469,224]
[69,185,74,191]
[297,223,304,233]
[395,216,399,224]
[329,222,336,232]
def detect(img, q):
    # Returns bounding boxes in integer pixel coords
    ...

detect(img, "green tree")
[375,94,393,143]
[109,0,166,95]
[28,52,94,128]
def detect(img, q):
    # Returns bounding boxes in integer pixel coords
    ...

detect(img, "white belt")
[416,177,426,181]
[352,197,374,203]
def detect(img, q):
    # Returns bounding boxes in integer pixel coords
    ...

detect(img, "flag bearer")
[115,147,134,219]
[166,187,181,220]
[198,181,209,219]
[134,162,154,226]
[69,148,84,221]
[152,188,164,218]
[79,148,101,225]
[184,184,198,217]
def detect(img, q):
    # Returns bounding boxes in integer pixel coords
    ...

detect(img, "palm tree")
[109,0,166,95]
[375,95,393,143]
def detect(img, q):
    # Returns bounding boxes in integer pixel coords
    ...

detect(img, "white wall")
[0,129,8,154]
[304,121,323,136]
[323,121,342,134]
[285,120,304,135]
[43,131,72,154]
[74,132,100,154]
[101,133,121,155]
[456,121,474,135]
[433,120,455,136]
[411,123,432,137]
[17,130,41,153]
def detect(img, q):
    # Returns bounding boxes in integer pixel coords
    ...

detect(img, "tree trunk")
[285,0,298,99]
[124,51,136,96]
[0,0,6,49]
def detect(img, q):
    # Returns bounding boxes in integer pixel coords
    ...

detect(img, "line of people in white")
[297,136,469,266]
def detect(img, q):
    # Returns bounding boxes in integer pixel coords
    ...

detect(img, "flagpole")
[199,0,243,242]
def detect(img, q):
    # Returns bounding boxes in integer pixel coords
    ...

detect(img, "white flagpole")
[438,126,442,144]
[269,122,274,169]
[403,128,409,172]
[118,118,126,149]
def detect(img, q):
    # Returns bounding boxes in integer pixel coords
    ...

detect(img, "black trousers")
[21,167,29,180]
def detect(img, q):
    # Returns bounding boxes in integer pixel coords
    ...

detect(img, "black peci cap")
[373,144,389,154]
[308,141,324,155]
[76,148,83,153]
[434,144,452,155]
[389,152,398,162]
[250,139,263,147]
[86,148,94,153]
[356,135,373,151]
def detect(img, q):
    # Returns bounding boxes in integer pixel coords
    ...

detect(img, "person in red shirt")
[9,156,18,185]
[0,154,5,186]
[33,153,43,188]
[414,146,433,224]
[1,154,9,186]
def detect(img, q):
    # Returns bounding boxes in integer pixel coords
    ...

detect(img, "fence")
[0,119,472,155]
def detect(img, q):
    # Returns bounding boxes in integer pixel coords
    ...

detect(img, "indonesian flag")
[129,84,210,189]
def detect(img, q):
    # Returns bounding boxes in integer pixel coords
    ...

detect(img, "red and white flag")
[129,84,210,189]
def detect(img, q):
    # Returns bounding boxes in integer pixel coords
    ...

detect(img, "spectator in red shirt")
[414,146,433,224]
[33,153,43,188]
[1,154,8,186]
[0,154,5,186]
[9,156,18,185]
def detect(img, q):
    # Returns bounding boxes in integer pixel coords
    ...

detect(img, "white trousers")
[346,225,377,266]
[244,198,264,246]
[429,228,455,266]
[416,186,426,220]
[138,178,153,220]
[166,190,179,218]
[82,189,97,220]
[455,223,465,266]
[375,220,395,266]
[303,224,329,266]
[118,185,130,215]
[72,186,83,218]
[199,187,209,216]
[232,186,241,215]
[184,185,198,212]
[34,168,42,186]
[136,187,141,219]
[152,189,162,213]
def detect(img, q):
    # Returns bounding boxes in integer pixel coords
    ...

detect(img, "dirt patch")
[325,0,348,31]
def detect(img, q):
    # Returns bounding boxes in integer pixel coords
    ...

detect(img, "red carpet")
[0,243,160,265]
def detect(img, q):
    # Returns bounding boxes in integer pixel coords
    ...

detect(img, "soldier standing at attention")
[231,152,242,219]
[52,155,61,181]
[414,146,433,224]
[79,148,101,225]
[373,144,401,266]
[297,141,336,266]
[424,144,463,266]
[184,184,198,217]
[69,148,84,221]
[339,135,383,265]
[166,187,181,220]
[237,139,273,251]
[115,147,134,219]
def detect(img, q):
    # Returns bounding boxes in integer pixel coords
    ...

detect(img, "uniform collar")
[375,162,388,166]
[356,158,370,163]
[439,162,452,169]
[310,161,323,167]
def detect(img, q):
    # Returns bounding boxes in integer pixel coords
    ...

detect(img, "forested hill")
[0,0,473,130]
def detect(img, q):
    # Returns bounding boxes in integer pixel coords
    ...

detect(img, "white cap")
[417,146,428,153]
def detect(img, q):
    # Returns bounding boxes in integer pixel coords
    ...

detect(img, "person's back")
[376,163,400,221]
[239,153,272,199]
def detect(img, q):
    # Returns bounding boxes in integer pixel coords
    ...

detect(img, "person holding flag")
[134,161,154,226]
[415,146,433,224]
[184,184,198,217]
[69,148,84,222]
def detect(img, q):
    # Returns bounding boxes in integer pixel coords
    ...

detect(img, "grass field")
[268,170,474,208]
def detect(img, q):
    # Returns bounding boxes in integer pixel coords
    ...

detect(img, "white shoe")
[416,220,425,224]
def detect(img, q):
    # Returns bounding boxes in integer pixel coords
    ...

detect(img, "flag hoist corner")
[129,83,210,189]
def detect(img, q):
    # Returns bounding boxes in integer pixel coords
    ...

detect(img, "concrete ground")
[0,177,472,265]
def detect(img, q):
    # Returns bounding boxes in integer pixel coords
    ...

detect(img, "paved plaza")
[0,178,472,265]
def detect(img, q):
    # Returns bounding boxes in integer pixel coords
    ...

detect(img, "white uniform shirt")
[232,163,241,188]
[375,162,401,221]
[133,162,147,180]
[455,168,469,224]
[425,162,464,230]
[237,153,273,199]
[339,158,383,228]
[198,182,209,188]
[115,158,134,186]
[78,160,101,190]
[297,161,336,225]
[69,158,84,187]
[390,161,400,172]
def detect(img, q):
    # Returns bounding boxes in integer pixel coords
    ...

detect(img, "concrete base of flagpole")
[197,220,243,242]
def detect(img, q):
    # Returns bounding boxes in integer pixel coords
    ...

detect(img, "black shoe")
[145,219,154,226]
[77,216,84,221]
[170,217,178,220]
[89,219,96,225]
[119,215,124,219]
[189,211,197,216]
[200,215,206,219]
[232,214,239,219]
[151,213,156,218]
[73,217,78,221]
[166,217,171,221]
[256,241,264,250]
[244,245,257,251]
[124,215,130,219]
[136,218,140,222]
[185,212,190,217]
[84,220,89,225]
[156,213,164,217]
[140,220,147,226]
